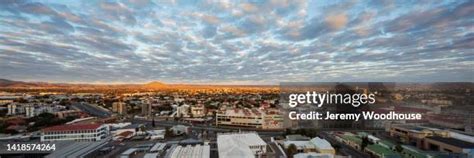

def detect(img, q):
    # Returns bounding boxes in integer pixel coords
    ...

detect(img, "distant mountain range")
[0,78,167,89]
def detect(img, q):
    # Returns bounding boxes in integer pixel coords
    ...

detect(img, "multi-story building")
[175,104,190,118]
[389,125,448,148]
[216,108,283,129]
[24,104,66,118]
[422,136,474,156]
[141,103,151,116]
[7,103,16,115]
[41,124,109,142]
[55,110,83,119]
[217,132,267,157]
[0,98,14,105]
[389,124,474,157]
[25,105,34,117]
[190,104,206,118]
[0,95,21,105]
[112,102,127,115]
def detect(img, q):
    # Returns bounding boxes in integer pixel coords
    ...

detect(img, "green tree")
[361,136,369,151]
[395,144,403,153]
[164,127,174,138]
[287,143,298,158]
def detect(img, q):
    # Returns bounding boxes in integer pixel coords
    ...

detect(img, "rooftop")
[426,136,474,148]
[219,108,281,116]
[169,145,210,158]
[217,132,267,146]
[217,132,266,157]
[378,140,396,148]
[310,137,334,150]
[46,138,110,158]
[286,134,310,141]
[43,123,103,132]
[294,153,333,158]
[341,135,362,144]
[366,144,400,156]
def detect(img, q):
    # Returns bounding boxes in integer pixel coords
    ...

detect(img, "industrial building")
[165,144,210,158]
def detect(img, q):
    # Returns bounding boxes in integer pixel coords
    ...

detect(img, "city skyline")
[0,0,473,84]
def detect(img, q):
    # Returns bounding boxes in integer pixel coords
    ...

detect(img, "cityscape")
[0,80,473,158]
[1,0,473,158]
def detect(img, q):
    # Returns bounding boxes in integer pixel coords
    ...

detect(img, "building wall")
[41,125,109,142]
[317,148,336,155]
[422,138,464,153]
[216,112,283,129]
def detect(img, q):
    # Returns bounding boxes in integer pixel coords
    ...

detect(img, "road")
[130,119,285,136]
[72,102,112,118]
[268,142,286,158]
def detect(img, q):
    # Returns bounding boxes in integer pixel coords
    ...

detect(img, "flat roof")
[217,132,266,146]
[341,135,362,144]
[169,145,210,158]
[379,140,396,148]
[366,144,400,156]
[310,137,334,150]
[46,138,110,158]
[219,108,281,116]
[402,145,433,158]
[150,143,166,152]
[121,148,138,155]
[426,136,474,148]
[143,153,159,158]
[286,134,310,141]
[217,132,266,157]
[43,123,102,132]
[283,140,311,149]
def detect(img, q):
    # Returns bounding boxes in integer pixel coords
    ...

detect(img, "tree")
[151,117,156,127]
[395,144,403,153]
[164,127,174,138]
[361,136,369,151]
[287,144,298,158]
[332,144,341,152]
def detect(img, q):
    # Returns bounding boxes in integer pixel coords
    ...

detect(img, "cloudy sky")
[0,0,473,84]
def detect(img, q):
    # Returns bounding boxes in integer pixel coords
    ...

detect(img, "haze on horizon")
[0,0,473,84]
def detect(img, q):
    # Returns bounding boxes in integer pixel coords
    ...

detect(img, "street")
[72,102,112,118]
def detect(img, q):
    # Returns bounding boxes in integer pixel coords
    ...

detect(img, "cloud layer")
[0,0,473,84]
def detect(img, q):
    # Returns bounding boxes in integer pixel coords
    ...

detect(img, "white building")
[217,132,267,158]
[41,124,109,142]
[0,99,14,105]
[7,103,17,115]
[310,137,336,155]
[170,125,189,135]
[191,104,206,117]
[147,129,165,140]
[216,108,283,129]
[7,103,66,117]
[294,153,333,158]
[176,104,190,117]
[112,102,127,115]
[166,144,210,158]
[25,105,34,117]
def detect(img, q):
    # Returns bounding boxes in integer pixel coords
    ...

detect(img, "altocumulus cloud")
[0,0,473,84]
